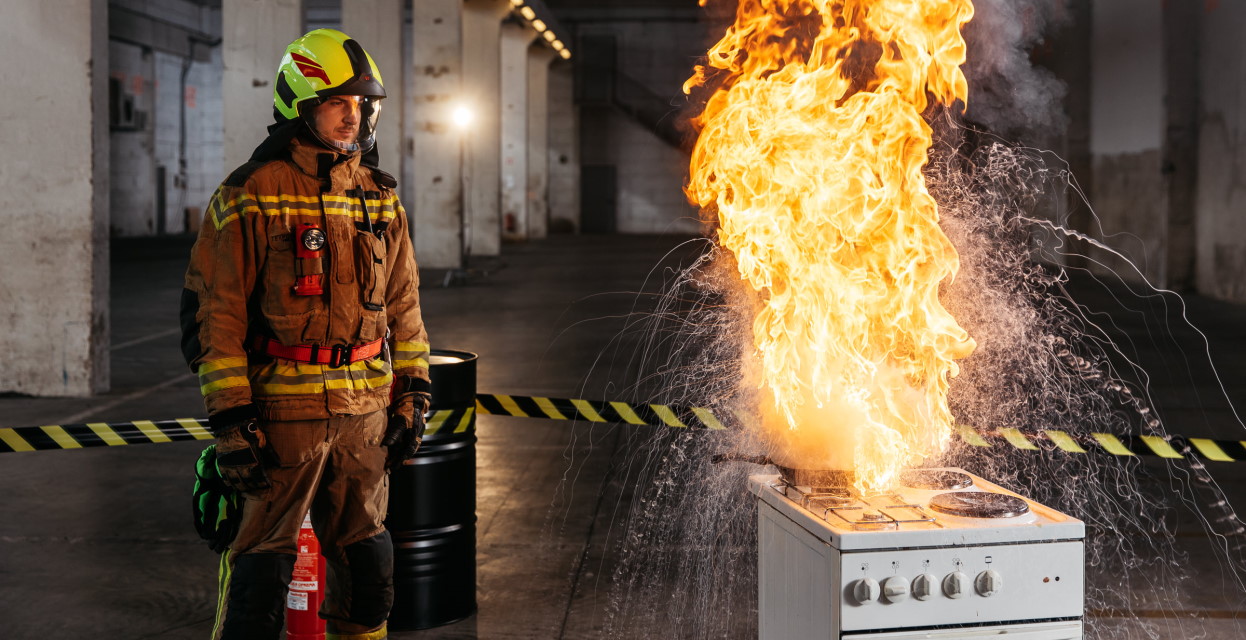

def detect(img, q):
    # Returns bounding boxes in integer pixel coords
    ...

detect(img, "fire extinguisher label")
[287,590,309,611]
[289,580,318,591]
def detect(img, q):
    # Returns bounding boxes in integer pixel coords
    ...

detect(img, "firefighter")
[181,28,430,640]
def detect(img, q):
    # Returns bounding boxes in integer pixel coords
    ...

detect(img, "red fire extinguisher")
[286,512,326,640]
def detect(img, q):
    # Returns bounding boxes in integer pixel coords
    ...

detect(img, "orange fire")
[686,0,977,493]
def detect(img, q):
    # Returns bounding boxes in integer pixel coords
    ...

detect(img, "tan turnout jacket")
[183,137,430,422]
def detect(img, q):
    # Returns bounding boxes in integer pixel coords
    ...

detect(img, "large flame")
[686,0,977,493]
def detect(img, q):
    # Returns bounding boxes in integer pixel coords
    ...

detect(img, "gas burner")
[928,491,1031,518]
[901,469,973,491]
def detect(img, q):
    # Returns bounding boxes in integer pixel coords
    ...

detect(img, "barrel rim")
[429,349,479,365]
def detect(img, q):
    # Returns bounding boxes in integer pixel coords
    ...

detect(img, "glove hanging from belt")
[208,404,271,494]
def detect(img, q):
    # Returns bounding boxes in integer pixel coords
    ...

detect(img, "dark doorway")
[581,164,617,234]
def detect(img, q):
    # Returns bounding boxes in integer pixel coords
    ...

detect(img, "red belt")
[252,336,384,368]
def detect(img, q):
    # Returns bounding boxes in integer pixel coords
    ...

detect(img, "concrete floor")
[1,234,1245,639]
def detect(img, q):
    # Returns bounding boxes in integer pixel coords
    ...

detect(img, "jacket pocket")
[356,232,387,311]
[262,229,316,317]
[261,420,324,468]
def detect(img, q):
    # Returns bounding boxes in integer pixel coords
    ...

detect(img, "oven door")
[845,620,1082,640]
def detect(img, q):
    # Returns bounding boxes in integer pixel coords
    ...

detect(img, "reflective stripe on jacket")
[183,137,430,421]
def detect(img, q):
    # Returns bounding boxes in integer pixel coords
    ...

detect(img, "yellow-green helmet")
[274,29,386,151]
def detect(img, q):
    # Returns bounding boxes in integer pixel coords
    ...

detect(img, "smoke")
[961,0,1071,142]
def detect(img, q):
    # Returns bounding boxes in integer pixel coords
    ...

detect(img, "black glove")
[383,393,429,469]
[210,405,271,493]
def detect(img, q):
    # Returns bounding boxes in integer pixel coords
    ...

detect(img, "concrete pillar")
[461,0,511,257]
[499,22,537,242]
[222,0,302,171]
[342,0,404,185]
[1089,0,1165,285]
[547,60,580,232]
[526,45,557,239]
[0,0,109,396]
[1195,1,1246,301]
[411,0,464,269]
[1162,0,1200,292]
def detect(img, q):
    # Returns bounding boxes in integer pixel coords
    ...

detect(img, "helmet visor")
[302,96,381,154]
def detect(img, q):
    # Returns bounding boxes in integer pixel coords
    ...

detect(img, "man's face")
[312,95,362,145]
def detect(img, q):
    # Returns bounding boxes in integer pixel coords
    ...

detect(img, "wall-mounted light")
[558,49,570,60]
[452,104,475,130]
[543,30,556,42]
[510,0,523,6]
[552,39,564,51]
[520,6,535,20]
[532,19,546,32]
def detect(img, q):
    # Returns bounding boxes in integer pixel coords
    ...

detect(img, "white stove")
[749,468,1085,639]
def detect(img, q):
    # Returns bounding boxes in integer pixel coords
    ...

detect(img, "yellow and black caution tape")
[2,394,1245,463]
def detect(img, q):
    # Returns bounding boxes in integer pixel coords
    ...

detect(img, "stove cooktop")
[748,467,1085,550]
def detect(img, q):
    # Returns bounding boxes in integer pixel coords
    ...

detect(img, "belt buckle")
[329,344,350,368]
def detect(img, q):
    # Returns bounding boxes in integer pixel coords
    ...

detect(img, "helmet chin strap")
[302,118,375,155]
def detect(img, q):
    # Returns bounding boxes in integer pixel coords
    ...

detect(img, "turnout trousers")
[213,411,394,640]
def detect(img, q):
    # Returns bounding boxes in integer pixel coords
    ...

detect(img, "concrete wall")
[107,1,224,237]
[1196,1,1246,302]
[1088,0,1166,284]
[499,22,536,241]
[411,0,465,269]
[342,0,404,184]
[0,0,109,395]
[461,0,510,257]
[110,41,158,236]
[581,110,698,234]
[575,18,704,234]
[547,60,580,232]
[223,0,302,171]
[527,46,557,239]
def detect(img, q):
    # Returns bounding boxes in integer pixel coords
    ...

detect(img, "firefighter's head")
[274,29,385,153]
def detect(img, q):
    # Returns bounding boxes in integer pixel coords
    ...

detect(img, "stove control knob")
[942,571,969,599]
[975,570,1003,597]
[882,576,909,603]
[911,573,936,601]
[852,577,880,604]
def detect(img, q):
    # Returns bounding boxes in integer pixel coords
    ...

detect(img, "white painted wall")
[547,60,579,232]
[342,0,404,183]
[411,0,464,269]
[110,41,158,236]
[527,46,557,239]
[222,0,302,171]
[107,0,223,237]
[500,23,536,241]
[0,0,109,395]
[461,0,510,257]
[1195,0,1246,301]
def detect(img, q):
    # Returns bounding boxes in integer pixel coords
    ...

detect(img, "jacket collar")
[288,136,363,193]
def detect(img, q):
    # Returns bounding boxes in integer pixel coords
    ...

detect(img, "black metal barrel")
[387,349,477,630]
